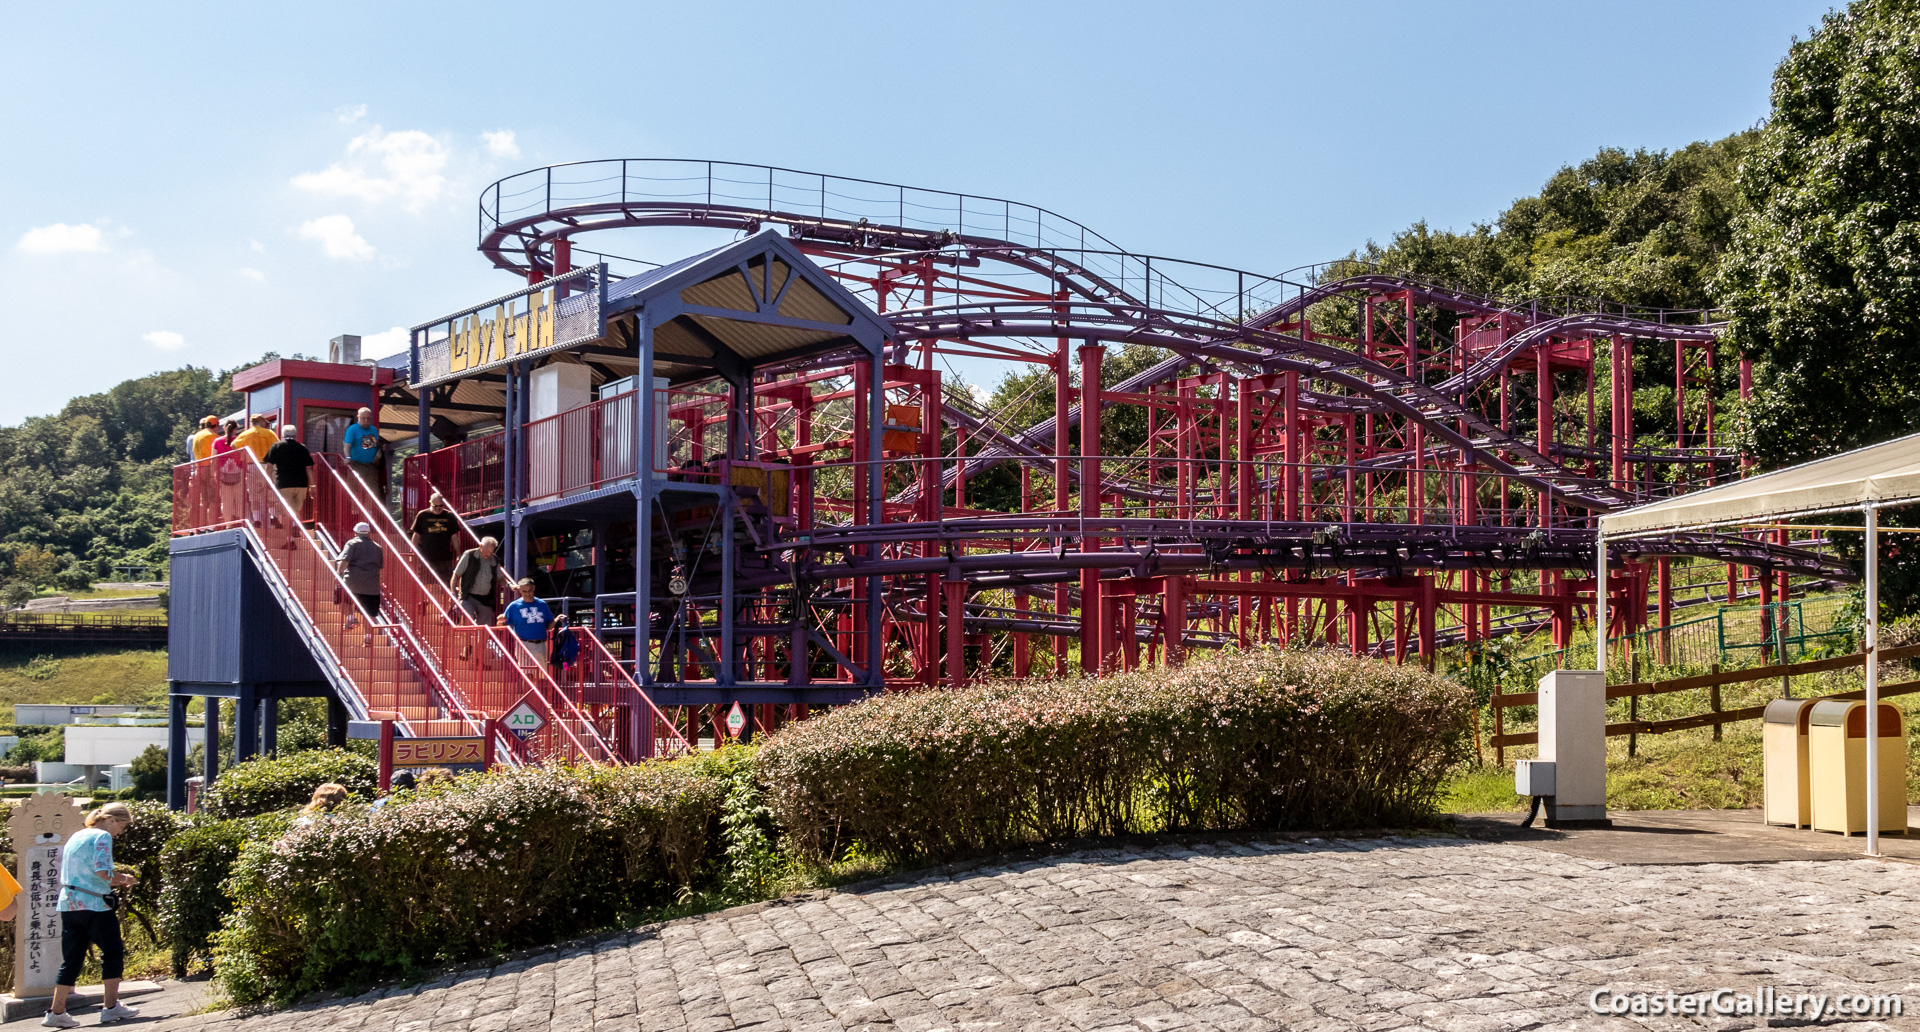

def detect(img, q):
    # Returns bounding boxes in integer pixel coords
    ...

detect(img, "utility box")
[1537,669,1609,826]
[1763,698,1817,828]
[1514,759,1556,797]
[1809,700,1907,836]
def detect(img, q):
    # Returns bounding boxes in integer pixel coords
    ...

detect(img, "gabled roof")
[1601,431,1920,536]
[603,230,890,383]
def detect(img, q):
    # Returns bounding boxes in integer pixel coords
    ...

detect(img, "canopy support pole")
[1866,503,1881,857]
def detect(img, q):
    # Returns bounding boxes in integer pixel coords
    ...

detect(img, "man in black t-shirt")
[410,493,460,584]
[262,425,315,523]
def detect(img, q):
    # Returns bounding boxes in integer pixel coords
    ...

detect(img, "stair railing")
[318,456,620,766]
[409,469,692,759]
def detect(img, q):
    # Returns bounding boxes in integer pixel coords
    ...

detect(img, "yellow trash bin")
[1763,698,1816,828]
[1808,700,1907,836]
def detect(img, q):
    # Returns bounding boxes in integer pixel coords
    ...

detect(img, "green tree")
[129,744,169,800]
[1716,0,1920,466]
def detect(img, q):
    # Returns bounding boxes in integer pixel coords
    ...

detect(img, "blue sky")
[1,0,1834,424]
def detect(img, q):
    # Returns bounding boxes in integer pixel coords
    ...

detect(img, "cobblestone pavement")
[144,836,1920,1032]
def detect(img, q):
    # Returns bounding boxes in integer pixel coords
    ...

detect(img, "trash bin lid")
[1764,698,1813,725]
[1807,699,1902,736]
[1808,700,1854,727]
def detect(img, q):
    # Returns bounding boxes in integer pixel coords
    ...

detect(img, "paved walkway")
[113,824,1918,1032]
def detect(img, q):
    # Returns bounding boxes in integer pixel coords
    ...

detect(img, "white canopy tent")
[1596,430,1920,855]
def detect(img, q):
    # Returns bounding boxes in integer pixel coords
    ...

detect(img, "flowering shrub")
[159,811,294,975]
[200,748,377,819]
[214,757,731,1004]
[115,801,188,942]
[757,647,1472,862]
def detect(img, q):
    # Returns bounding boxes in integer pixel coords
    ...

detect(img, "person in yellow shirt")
[186,415,221,526]
[186,415,220,461]
[0,859,19,921]
[234,414,279,462]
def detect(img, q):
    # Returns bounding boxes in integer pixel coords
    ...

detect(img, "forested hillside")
[0,363,251,600]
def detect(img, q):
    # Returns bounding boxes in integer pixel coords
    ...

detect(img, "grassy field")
[1442,687,1920,813]
[0,648,169,724]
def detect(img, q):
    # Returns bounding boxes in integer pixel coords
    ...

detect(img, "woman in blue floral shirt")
[42,802,139,1028]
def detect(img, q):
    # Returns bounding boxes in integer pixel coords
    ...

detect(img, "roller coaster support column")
[1656,557,1672,664]
[945,578,966,688]
[1079,342,1105,674]
[849,359,869,681]
[1610,336,1633,492]
[918,366,943,688]
[1235,378,1253,650]
[1053,327,1071,677]
[1165,574,1187,667]
[1417,576,1437,672]
[1406,294,1425,524]
[1537,344,1553,525]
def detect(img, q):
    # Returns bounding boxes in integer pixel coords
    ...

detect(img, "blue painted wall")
[167,530,328,687]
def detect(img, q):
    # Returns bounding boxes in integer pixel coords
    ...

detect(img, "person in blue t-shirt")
[499,578,554,661]
[342,406,387,499]
[45,803,140,1027]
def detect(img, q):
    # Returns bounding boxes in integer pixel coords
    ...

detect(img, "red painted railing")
[315,456,623,765]
[171,454,618,767]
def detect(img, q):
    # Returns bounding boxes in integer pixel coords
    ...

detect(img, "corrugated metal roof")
[687,314,841,359]
[1601,431,1920,536]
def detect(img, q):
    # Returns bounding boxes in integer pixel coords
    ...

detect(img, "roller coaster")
[167,158,1852,780]
[409,158,1841,702]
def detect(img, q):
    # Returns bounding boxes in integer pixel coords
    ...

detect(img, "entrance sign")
[8,795,83,998]
[504,702,546,740]
[377,721,499,791]
[410,264,608,389]
[393,737,485,767]
[725,701,746,738]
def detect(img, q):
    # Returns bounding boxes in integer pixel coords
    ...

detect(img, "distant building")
[13,704,152,726]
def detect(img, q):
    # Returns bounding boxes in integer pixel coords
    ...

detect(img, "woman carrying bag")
[42,802,139,1027]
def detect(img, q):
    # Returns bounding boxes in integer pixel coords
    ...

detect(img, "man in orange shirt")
[234,414,279,462]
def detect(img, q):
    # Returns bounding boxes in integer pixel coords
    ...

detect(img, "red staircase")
[313,455,688,761]
[171,453,682,764]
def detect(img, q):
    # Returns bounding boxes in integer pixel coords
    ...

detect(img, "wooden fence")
[1491,642,1920,761]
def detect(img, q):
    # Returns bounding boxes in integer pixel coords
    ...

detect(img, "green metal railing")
[1504,599,1853,680]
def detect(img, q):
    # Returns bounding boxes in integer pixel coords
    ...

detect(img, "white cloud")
[335,103,368,124]
[298,215,374,260]
[249,239,266,253]
[17,222,108,254]
[360,326,411,360]
[481,129,520,158]
[142,330,185,351]
[238,267,266,282]
[292,126,449,210]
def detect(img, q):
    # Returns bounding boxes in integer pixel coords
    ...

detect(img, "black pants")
[58,909,123,986]
[355,592,382,618]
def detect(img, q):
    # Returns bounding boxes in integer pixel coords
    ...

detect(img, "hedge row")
[213,753,735,1003]
[756,646,1473,862]
[199,748,378,819]
[4,647,1471,1005]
